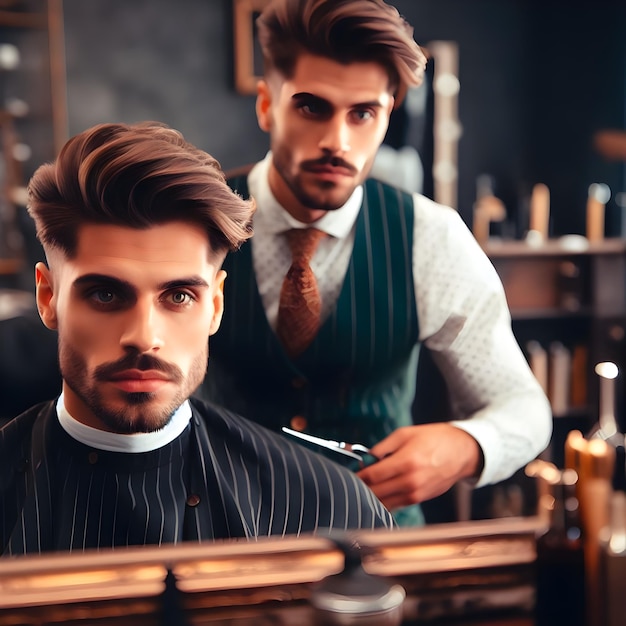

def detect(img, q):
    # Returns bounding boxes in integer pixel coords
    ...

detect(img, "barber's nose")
[318,117,351,153]
[120,302,164,353]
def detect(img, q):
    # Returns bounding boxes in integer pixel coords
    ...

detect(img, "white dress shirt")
[247,153,552,488]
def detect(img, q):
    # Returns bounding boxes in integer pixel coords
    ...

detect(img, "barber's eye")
[92,290,115,303]
[351,109,374,123]
[299,103,318,115]
[297,101,330,118]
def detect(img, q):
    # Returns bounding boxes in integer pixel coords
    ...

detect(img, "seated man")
[0,121,394,556]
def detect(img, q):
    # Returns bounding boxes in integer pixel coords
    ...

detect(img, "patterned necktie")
[277,228,326,357]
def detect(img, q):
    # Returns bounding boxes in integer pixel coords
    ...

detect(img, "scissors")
[281,427,379,468]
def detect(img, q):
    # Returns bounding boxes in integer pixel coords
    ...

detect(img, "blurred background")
[61,0,626,237]
[0,0,624,276]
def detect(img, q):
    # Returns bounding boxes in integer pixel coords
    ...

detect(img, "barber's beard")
[273,149,360,212]
[288,176,350,211]
[59,342,208,433]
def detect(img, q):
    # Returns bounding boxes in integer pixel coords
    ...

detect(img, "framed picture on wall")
[233,0,269,95]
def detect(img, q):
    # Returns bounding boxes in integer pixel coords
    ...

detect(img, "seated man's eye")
[168,291,193,306]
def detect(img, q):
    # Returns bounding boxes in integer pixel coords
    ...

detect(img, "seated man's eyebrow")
[72,275,210,293]
[73,274,135,295]
[157,277,210,291]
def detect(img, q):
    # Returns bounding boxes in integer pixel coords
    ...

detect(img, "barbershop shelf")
[509,307,593,321]
[485,238,626,465]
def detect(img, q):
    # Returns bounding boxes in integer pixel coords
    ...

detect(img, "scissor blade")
[281,427,363,461]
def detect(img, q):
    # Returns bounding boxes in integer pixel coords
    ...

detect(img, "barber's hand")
[356,424,482,511]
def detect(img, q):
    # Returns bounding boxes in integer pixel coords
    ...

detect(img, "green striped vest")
[202,176,421,449]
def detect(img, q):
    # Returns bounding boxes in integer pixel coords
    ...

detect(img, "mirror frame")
[0,517,542,624]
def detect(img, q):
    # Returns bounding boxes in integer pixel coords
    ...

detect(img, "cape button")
[186,494,201,507]
[88,451,98,465]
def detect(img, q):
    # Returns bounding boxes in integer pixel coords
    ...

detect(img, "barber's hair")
[257,0,427,104]
[27,121,255,259]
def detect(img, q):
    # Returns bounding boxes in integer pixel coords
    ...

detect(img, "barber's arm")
[357,196,552,508]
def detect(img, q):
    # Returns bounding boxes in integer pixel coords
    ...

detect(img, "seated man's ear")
[208,269,227,336]
[35,262,57,330]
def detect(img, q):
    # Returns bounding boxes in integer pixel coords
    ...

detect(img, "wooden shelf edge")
[484,238,626,258]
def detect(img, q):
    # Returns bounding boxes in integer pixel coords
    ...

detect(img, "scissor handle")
[348,443,373,456]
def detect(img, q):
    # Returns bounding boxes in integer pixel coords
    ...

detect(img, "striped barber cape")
[0,398,394,555]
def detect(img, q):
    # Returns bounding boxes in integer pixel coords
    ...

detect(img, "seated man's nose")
[121,309,164,351]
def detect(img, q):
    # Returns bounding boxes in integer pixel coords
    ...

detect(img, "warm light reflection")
[0,520,542,601]
[0,564,167,607]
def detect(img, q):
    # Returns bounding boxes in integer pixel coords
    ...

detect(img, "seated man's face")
[35,221,225,433]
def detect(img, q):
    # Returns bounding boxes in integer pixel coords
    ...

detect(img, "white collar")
[248,151,363,238]
[56,393,192,453]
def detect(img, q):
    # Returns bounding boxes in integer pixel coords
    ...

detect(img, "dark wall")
[523,0,626,237]
[62,0,626,236]
[393,0,626,236]
[63,0,268,173]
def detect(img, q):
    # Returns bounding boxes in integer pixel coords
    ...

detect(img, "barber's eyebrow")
[292,92,385,110]
[73,273,210,293]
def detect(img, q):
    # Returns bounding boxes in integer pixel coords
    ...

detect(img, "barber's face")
[35,221,225,433]
[257,53,394,222]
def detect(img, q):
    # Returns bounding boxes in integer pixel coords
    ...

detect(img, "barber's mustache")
[301,155,357,175]
[95,352,183,381]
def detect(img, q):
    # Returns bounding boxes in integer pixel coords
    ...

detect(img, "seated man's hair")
[27,121,255,259]
[256,0,427,104]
